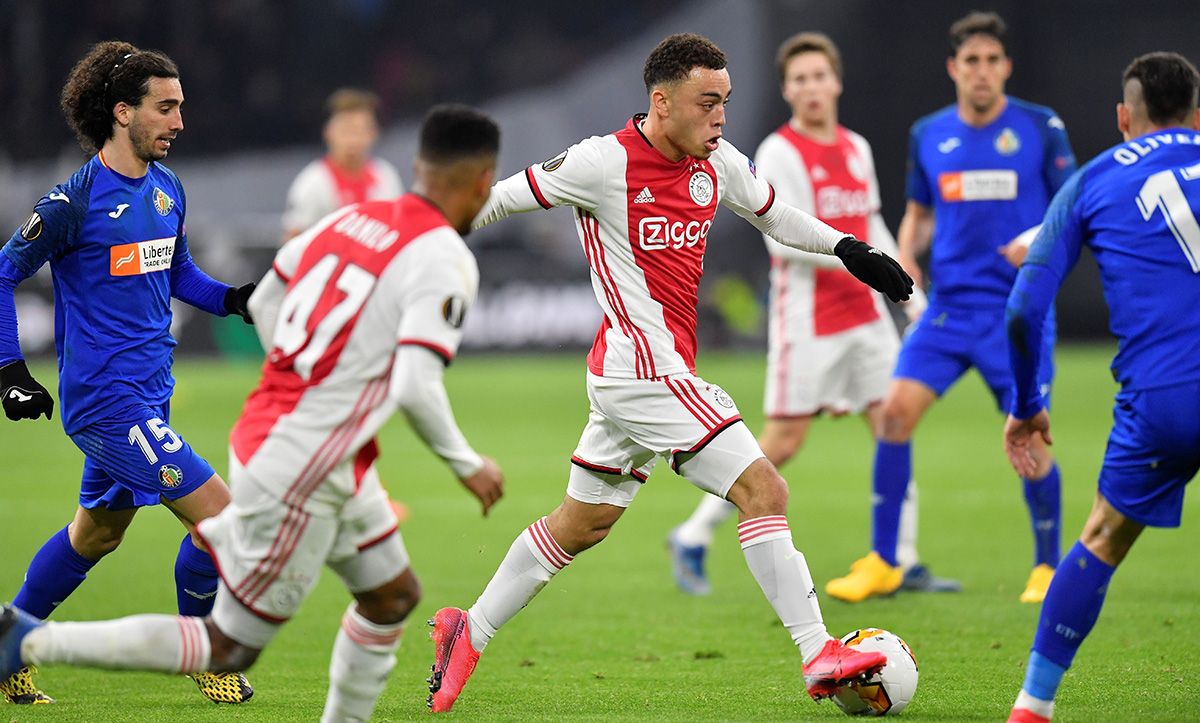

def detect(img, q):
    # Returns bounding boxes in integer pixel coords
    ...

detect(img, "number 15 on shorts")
[128,417,184,464]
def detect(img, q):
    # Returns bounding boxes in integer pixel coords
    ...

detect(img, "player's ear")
[1116,102,1131,139]
[1192,107,1200,131]
[945,57,957,83]
[651,86,671,117]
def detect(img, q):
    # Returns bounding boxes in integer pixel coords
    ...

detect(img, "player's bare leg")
[324,569,417,723]
[828,379,936,602]
[2,504,139,704]
[669,416,812,595]
[161,475,253,703]
[429,494,625,712]
[722,458,885,699]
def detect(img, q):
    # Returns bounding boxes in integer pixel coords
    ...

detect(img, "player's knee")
[205,621,261,673]
[879,399,918,442]
[353,569,421,626]
[728,461,788,518]
[68,525,125,559]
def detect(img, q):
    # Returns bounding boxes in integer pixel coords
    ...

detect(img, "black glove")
[223,282,256,325]
[0,360,54,421]
[834,237,914,303]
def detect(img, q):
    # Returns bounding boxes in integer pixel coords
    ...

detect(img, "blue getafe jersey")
[907,96,1076,308]
[1008,127,1200,416]
[0,154,229,434]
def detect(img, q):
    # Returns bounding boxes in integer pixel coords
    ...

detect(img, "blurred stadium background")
[2,0,1197,361]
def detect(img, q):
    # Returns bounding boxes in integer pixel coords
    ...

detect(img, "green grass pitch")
[1,346,1196,721]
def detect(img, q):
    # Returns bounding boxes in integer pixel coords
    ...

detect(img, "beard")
[129,118,168,162]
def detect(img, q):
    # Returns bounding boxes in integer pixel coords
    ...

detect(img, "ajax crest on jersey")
[832,628,918,716]
[689,171,714,206]
[153,187,175,216]
[159,464,184,488]
[994,127,1021,156]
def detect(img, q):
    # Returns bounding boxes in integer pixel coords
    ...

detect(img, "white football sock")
[737,516,830,663]
[22,615,210,673]
[321,604,403,723]
[674,495,736,547]
[895,479,919,571]
[467,517,572,652]
[1015,689,1055,718]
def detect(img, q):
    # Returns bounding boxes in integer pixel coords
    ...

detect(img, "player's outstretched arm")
[0,256,53,422]
[390,344,503,516]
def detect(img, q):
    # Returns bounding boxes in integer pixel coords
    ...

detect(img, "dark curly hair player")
[0,40,255,705]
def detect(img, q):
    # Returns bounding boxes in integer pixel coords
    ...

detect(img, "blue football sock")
[13,525,97,619]
[175,534,219,616]
[1023,464,1062,567]
[1022,650,1067,702]
[871,441,911,566]
[1029,541,1115,697]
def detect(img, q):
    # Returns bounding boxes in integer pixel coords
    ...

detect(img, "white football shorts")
[567,372,766,507]
[763,315,899,418]
[199,454,408,648]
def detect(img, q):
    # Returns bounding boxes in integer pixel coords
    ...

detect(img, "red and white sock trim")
[176,616,211,673]
[523,517,574,572]
[340,605,404,651]
[737,515,792,548]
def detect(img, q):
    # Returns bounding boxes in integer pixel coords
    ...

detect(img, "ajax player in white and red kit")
[424,34,912,713]
[282,89,404,242]
[0,106,505,723]
[668,33,957,597]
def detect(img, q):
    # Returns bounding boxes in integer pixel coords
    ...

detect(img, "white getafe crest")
[689,171,714,206]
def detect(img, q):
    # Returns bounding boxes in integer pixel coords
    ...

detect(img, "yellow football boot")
[187,671,254,704]
[0,666,54,704]
[825,552,903,603]
[1019,563,1055,604]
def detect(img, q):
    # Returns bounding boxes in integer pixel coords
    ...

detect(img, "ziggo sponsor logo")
[637,216,712,250]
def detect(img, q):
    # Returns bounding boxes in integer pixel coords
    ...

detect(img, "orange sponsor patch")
[109,237,176,276]
[938,172,963,202]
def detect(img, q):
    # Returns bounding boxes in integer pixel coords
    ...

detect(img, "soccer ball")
[830,628,919,716]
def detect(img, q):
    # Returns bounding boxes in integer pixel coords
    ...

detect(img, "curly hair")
[418,103,499,164]
[60,40,180,154]
[643,33,727,94]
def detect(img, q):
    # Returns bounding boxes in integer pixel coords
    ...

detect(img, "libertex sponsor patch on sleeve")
[937,170,1018,202]
[109,236,176,276]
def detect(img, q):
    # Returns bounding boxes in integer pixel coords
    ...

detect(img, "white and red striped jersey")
[233,194,478,509]
[753,123,896,337]
[282,156,404,236]
[476,114,847,379]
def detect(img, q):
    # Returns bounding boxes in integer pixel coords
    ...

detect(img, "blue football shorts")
[70,401,216,510]
[893,302,1055,412]
[1098,380,1200,528]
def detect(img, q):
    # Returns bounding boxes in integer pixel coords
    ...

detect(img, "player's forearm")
[0,263,24,365]
[471,172,543,231]
[896,204,933,262]
[751,202,846,256]
[1005,263,1060,419]
[764,237,844,268]
[170,258,230,316]
[390,346,483,479]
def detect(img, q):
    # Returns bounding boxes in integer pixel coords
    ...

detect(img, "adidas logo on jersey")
[633,187,655,204]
